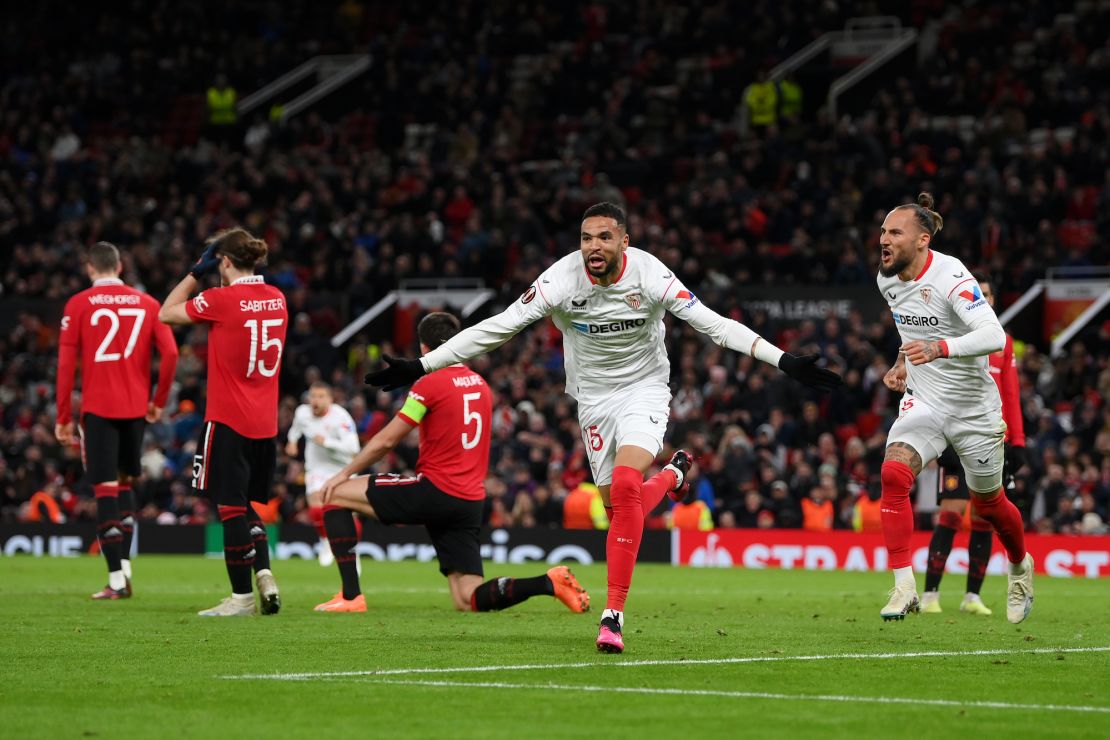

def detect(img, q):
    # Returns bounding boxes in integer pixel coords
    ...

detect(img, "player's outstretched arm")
[671,293,842,391]
[364,354,427,391]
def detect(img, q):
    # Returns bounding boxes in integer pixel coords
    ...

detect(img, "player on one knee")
[160,228,288,617]
[877,193,1033,624]
[285,381,360,567]
[363,203,841,652]
[317,312,590,617]
[55,241,178,600]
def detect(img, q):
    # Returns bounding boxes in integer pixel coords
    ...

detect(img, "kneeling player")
[318,312,589,615]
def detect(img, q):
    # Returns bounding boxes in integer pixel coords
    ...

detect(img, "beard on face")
[878,251,913,278]
[585,253,620,278]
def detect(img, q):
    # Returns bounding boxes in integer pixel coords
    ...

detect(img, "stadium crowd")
[1,0,1108,534]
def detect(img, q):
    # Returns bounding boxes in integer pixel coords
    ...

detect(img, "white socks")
[894,566,915,590]
[601,608,624,628]
[121,559,132,579]
[108,571,126,591]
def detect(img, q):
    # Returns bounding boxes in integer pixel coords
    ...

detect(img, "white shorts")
[577,380,671,487]
[305,470,332,497]
[887,393,1006,493]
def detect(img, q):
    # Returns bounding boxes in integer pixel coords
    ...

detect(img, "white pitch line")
[363,678,1110,715]
[221,645,1110,681]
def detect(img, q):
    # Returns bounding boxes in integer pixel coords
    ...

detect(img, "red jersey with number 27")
[397,365,491,501]
[56,279,178,424]
[185,275,287,439]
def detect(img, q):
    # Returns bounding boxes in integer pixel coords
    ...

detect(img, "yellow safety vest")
[745,81,778,127]
[779,79,802,118]
[207,86,238,125]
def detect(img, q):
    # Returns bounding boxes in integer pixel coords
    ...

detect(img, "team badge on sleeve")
[521,286,536,304]
[192,293,209,313]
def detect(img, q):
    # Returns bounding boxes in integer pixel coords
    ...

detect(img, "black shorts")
[936,447,969,502]
[193,421,276,506]
[80,413,145,485]
[364,473,484,577]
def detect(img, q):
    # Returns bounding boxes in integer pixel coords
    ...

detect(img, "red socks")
[971,489,1026,563]
[640,469,678,516]
[605,466,644,612]
[309,505,327,539]
[880,461,916,569]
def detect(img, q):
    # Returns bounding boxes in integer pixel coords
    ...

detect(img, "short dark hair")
[418,312,461,350]
[582,202,627,229]
[87,242,120,273]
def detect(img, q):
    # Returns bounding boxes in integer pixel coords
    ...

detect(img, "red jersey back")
[988,333,1026,446]
[397,365,492,500]
[185,276,287,438]
[57,279,178,423]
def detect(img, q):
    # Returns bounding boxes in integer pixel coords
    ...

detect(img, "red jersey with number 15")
[185,275,287,439]
[397,365,492,501]
[56,278,178,424]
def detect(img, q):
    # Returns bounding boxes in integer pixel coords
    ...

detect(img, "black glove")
[189,242,221,279]
[777,353,843,392]
[1005,444,1027,474]
[364,354,426,391]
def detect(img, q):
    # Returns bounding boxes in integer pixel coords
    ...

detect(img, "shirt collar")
[231,275,265,285]
[92,278,124,287]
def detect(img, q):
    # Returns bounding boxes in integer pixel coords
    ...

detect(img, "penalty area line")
[364,678,1110,714]
[220,645,1110,681]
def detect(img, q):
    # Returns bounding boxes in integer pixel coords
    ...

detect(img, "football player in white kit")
[364,202,842,653]
[286,382,361,567]
[876,192,1033,624]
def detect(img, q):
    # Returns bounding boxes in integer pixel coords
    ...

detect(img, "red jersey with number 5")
[397,365,491,500]
[56,278,179,424]
[185,275,287,438]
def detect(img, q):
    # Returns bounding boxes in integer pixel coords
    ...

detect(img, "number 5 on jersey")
[461,392,483,449]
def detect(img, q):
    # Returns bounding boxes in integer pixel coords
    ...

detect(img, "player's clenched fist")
[883,362,907,392]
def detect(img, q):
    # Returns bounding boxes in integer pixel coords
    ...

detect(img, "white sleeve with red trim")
[942,278,1005,358]
[655,272,785,367]
[421,267,560,372]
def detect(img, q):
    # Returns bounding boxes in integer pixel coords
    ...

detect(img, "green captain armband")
[399,394,427,424]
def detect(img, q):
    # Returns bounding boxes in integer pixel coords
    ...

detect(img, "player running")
[286,381,361,567]
[363,203,841,652]
[318,312,590,616]
[877,192,1033,624]
[55,241,178,599]
[159,228,288,617]
[921,277,1028,616]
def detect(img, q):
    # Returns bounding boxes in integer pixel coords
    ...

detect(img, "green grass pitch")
[2,555,1108,739]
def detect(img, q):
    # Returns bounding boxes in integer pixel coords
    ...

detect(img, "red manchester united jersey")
[185,275,287,438]
[57,278,179,424]
[989,333,1026,446]
[397,365,492,500]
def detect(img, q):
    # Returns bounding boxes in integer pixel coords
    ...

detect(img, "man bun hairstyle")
[582,201,627,229]
[210,227,268,271]
[897,192,944,238]
[87,241,121,273]
[417,312,461,350]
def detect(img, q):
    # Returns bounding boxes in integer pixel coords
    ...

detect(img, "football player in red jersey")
[55,242,179,599]
[316,312,590,615]
[160,228,288,617]
[920,277,1028,616]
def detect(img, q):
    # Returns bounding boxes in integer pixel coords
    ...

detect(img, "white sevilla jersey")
[424,247,767,402]
[287,403,361,479]
[877,249,1003,418]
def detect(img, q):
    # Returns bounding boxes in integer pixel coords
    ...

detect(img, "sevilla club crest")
[624,292,642,310]
[919,287,932,305]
